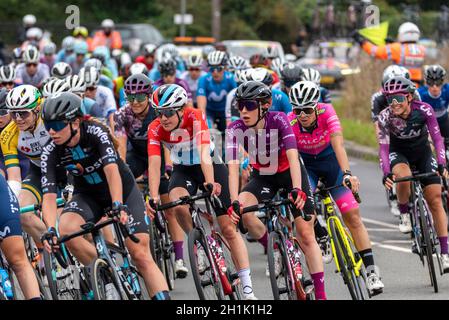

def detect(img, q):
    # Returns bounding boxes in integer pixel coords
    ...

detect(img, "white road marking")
[366,228,398,232]
[371,241,411,254]
[362,217,399,230]
[382,240,413,244]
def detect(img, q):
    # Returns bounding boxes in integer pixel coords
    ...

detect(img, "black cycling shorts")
[241,161,315,219]
[0,175,22,239]
[61,184,148,234]
[169,163,230,216]
[390,144,440,187]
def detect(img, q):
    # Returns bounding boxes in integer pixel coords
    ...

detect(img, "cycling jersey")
[270,88,292,114]
[377,100,446,175]
[0,125,29,180]
[320,87,331,103]
[148,107,213,166]
[225,87,239,122]
[417,84,449,119]
[55,49,74,63]
[0,174,21,239]
[93,85,117,121]
[15,63,50,88]
[226,111,297,174]
[288,103,341,158]
[0,117,50,168]
[41,121,134,195]
[99,74,114,90]
[197,71,237,112]
[180,71,207,105]
[153,78,192,101]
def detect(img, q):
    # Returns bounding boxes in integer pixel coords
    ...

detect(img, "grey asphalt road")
[171,157,449,300]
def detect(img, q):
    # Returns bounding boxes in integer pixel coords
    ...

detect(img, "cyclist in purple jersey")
[226,81,327,300]
[379,76,449,272]
[153,58,192,104]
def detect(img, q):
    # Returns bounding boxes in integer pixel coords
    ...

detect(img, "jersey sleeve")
[191,108,210,145]
[225,90,234,121]
[377,110,391,175]
[225,121,240,162]
[147,120,162,157]
[421,103,446,166]
[179,79,193,100]
[197,75,207,97]
[0,122,20,169]
[276,113,297,151]
[88,124,119,166]
[324,104,342,134]
[103,88,118,118]
[40,142,58,194]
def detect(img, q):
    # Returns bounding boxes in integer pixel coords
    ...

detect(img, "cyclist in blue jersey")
[55,36,75,63]
[417,65,449,150]
[197,51,237,132]
[301,68,331,103]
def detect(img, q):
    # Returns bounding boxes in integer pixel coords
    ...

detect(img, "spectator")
[91,19,122,51]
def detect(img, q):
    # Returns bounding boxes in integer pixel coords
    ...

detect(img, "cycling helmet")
[143,44,157,56]
[158,59,176,76]
[129,62,148,75]
[301,68,321,85]
[249,54,268,67]
[186,55,203,68]
[74,40,88,55]
[42,92,84,122]
[73,26,89,38]
[0,88,8,109]
[62,36,75,52]
[84,58,103,71]
[79,66,100,87]
[249,68,273,86]
[425,65,446,83]
[265,46,279,59]
[43,42,56,56]
[382,76,416,95]
[42,78,70,98]
[120,52,132,67]
[51,62,72,79]
[289,81,321,109]
[0,65,16,83]
[207,51,227,66]
[124,74,153,95]
[151,84,188,109]
[26,27,43,40]
[270,57,283,75]
[398,22,420,43]
[202,45,215,59]
[65,75,86,95]
[234,69,251,84]
[12,47,22,62]
[23,14,36,26]
[23,45,40,64]
[160,43,179,59]
[101,19,115,29]
[382,65,410,85]
[280,63,303,86]
[235,80,272,101]
[228,55,249,72]
[6,85,41,110]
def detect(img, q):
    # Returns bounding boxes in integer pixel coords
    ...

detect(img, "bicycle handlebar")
[20,198,65,214]
[314,179,362,204]
[393,172,438,183]
[152,184,214,212]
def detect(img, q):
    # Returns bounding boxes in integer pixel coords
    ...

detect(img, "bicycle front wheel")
[215,233,242,300]
[90,259,123,300]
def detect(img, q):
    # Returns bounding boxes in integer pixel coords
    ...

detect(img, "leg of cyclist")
[391,153,413,233]
[19,189,46,245]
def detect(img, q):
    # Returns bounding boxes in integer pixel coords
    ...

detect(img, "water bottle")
[0,268,13,299]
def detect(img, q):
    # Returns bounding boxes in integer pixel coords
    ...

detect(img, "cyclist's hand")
[343,174,360,193]
[383,173,395,190]
[205,182,221,196]
[146,197,158,220]
[289,188,307,210]
[119,209,128,225]
[112,202,129,225]
[41,227,59,253]
[437,164,449,179]
[227,200,241,225]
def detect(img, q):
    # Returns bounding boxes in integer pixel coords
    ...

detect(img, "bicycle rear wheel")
[419,199,438,292]
[163,239,176,291]
[90,258,123,300]
[292,238,315,300]
[188,228,224,300]
[215,233,242,300]
[267,231,295,300]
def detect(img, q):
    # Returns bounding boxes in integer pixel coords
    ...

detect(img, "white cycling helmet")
[79,66,100,87]
[186,55,203,68]
[23,14,36,26]
[65,75,86,95]
[43,42,57,56]
[398,22,420,43]
[301,68,321,85]
[6,85,41,110]
[22,45,40,64]
[101,19,115,29]
[151,84,187,109]
[143,44,157,56]
[84,58,103,71]
[227,55,249,72]
[0,65,16,83]
[207,50,227,66]
[62,36,75,51]
[26,27,43,40]
[249,67,274,86]
[234,69,251,84]
[120,52,132,67]
[265,46,279,59]
[51,62,72,79]
[129,62,148,75]
[289,81,321,109]
[42,78,70,98]
[382,65,410,85]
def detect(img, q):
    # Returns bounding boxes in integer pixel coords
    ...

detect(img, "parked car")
[221,40,285,62]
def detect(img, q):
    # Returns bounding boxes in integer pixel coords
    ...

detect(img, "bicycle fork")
[205,235,233,296]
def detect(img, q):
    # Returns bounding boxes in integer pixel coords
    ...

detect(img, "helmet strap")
[173,110,182,130]
[134,101,150,119]
[302,110,318,133]
[60,122,79,147]
[247,106,268,128]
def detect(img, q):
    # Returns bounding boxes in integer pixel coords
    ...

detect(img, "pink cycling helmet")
[382,76,416,95]
[124,74,153,95]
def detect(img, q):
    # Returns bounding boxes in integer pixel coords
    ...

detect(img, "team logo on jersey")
[66,163,84,176]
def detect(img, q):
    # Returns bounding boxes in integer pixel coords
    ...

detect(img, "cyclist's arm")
[330,131,351,172]
[377,114,391,175]
[286,149,302,189]
[424,104,446,166]
[103,163,123,204]
[228,160,240,202]
[1,125,22,195]
[148,155,161,199]
[197,76,207,114]
[279,113,302,188]
[199,142,214,183]
[226,124,241,201]
[116,135,127,162]
[197,96,207,115]
[41,143,59,229]
[42,193,58,229]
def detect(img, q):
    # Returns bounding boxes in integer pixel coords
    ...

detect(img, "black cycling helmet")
[124,74,153,95]
[280,63,304,87]
[42,92,84,122]
[235,80,272,101]
[0,88,8,110]
[425,65,446,85]
[158,59,176,76]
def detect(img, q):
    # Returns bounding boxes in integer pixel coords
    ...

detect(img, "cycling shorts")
[0,175,22,239]
[241,160,315,219]
[302,152,359,214]
[168,163,230,216]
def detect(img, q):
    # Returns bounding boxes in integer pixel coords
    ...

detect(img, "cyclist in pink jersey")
[288,81,384,295]
[226,81,327,300]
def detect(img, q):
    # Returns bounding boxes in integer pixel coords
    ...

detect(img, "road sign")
[174,14,193,25]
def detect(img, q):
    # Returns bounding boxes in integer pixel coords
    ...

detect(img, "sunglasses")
[26,63,37,67]
[189,68,201,72]
[427,79,443,87]
[386,94,407,105]
[155,108,178,118]
[210,66,224,73]
[236,100,260,112]
[293,107,315,116]
[86,86,97,91]
[1,82,14,87]
[44,120,69,132]
[0,109,9,116]
[9,110,33,120]
[126,93,147,103]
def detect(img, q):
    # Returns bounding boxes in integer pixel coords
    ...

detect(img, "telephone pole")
[212,0,221,40]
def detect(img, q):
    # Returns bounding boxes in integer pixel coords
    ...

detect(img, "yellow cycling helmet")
[73,26,88,38]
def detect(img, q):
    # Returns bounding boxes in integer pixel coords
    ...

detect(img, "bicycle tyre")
[418,198,438,293]
[292,238,315,300]
[267,231,295,300]
[329,218,358,300]
[163,240,176,291]
[90,258,123,300]
[188,228,224,300]
[33,268,51,300]
[215,233,242,300]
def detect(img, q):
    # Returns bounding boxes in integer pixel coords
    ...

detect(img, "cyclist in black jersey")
[40,92,170,300]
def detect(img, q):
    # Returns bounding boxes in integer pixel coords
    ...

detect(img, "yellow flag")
[359,21,389,46]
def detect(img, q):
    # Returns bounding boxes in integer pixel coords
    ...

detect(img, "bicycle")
[0,249,18,300]
[56,207,146,300]
[137,177,176,291]
[238,190,315,300]
[393,172,444,293]
[314,178,370,300]
[154,184,242,300]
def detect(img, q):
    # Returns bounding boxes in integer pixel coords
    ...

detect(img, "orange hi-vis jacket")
[362,41,426,82]
[90,30,122,51]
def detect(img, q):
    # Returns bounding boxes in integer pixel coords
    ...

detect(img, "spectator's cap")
[26,27,43,40]
[23,14,36,26]
[101,19,115,29]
